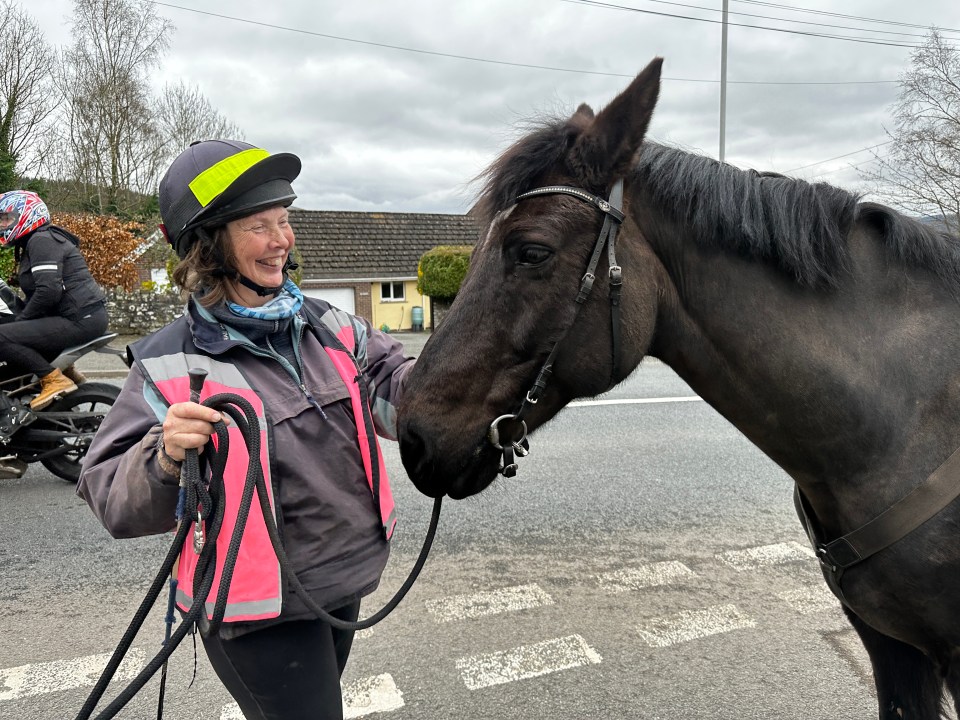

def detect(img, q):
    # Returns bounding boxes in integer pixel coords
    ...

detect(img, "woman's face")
[224,205,295,307]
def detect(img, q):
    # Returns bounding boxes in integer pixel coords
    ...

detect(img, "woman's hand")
[161,402,224,462]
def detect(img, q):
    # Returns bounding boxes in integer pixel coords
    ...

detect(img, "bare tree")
[0,0,60,189]
[54,0,172,215]
[862,30,960,234]
[156,80,245,161]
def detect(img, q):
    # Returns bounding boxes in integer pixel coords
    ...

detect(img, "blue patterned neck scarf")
[227,280,304,321]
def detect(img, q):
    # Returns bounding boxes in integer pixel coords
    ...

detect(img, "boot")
[62,364,87,384]
[0,456,28,479]
[30,369,78,410]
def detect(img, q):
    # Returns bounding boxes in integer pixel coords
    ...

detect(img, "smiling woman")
[76,139,417,720]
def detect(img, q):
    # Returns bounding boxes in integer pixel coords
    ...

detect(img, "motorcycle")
[0,334,123,482]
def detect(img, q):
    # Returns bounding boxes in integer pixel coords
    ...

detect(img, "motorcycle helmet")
[0,191,50,246]
[159,139,301,260]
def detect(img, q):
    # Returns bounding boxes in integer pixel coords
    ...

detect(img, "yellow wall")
[370,280,431,332]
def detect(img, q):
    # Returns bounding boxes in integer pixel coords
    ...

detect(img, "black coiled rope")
[76,373,442,719]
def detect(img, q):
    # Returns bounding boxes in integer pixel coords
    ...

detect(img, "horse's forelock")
[475,116,589,225]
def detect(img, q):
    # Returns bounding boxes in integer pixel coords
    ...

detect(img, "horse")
[397,58,960,718]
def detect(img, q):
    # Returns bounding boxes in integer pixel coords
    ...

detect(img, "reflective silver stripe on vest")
[174,587,281,619]
[31,264,59,273]
[141,352,256,397]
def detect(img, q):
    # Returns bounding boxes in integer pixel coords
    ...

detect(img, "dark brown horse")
[398,58,960,718]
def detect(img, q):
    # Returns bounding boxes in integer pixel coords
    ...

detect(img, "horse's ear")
[573,103,595,121]
[568,57,663,188]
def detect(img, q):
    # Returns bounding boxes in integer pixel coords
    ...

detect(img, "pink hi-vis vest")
[138,316,396,623]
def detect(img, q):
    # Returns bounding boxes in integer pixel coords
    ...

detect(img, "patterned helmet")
[0,191,51,246]
[159,140,301,259]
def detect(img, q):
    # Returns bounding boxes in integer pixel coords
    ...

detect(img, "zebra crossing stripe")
[0,648,145,701]
[778,584,839,614]
[425,583,554,622]
[637,604,756,647]
[456,634,601,690]
[716,541,815,571]
[597,560,695,592]
[220,673,404,719]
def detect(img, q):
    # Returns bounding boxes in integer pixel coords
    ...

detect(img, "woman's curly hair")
[171,226,237,307]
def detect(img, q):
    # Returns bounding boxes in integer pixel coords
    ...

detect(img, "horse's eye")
[517,245,552,266]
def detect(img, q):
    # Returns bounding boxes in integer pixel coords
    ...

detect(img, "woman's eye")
[517,245,552,266]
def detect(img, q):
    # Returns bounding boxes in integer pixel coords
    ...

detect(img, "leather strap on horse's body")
[796,443,960,601]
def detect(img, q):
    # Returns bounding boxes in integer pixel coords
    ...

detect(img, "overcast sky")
[23,0,960,214]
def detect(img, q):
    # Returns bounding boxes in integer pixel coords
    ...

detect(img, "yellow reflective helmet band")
[188,148,270,208]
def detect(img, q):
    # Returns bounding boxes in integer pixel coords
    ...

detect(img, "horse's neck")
[639,219,960,490]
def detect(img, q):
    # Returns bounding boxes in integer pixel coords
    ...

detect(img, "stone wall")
[104,288,184,335]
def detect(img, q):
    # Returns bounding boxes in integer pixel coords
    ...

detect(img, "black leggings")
[201,601,361,720]
[0,306,108,377]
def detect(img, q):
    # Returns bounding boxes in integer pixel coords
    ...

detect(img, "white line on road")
[0,648,145,702]
[220,673,404,719]
[637,604,756,647]
[569,396,701,407]
[716,541,816,571]
[778,584,841,615]
[597,560,696,592]
[456,634,601,690]
[425,583,554,623]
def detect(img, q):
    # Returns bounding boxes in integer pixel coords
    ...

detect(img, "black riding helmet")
[159,139,301,260]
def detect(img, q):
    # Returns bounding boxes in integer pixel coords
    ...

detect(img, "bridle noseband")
[487,179,626,477]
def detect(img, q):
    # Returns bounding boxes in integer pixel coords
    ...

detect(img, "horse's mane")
[635,142,960,290]
[476,118,960,291]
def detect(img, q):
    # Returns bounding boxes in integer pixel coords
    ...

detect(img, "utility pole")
[719,0,729,163]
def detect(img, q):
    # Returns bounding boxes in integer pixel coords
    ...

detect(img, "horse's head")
[399,58,664,499]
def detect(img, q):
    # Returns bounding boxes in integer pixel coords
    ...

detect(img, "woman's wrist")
[154,432,182,479]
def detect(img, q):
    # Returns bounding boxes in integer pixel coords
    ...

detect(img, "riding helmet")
[159,139,301,259]
[0,190,51,246]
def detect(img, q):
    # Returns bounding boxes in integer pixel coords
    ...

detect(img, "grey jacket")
[77,296,415,625]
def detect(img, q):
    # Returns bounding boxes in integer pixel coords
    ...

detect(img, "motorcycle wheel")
[40,382,120,483]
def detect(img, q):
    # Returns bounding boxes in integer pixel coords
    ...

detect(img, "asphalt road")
[0,350,904,720]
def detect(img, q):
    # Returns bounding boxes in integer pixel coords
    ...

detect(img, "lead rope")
[77,369,442,720]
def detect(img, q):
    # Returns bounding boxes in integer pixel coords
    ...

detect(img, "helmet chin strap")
[234,257,300,298]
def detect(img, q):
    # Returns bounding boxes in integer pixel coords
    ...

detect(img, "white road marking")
[597,560,695,592]
[778,584,840,614]
[0,648,145,701]
[220,673,404,719]
[569,396,701,407]
[456,634,601,690]
[637,603,756,647]
[426,583,554,623]
[716,541,816,571]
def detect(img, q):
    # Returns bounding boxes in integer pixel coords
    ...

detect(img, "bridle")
[487,178,626,477]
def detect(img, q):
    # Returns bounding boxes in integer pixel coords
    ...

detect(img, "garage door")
[302,287,355,314]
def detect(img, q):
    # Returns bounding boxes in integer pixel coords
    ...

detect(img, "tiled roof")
[289,208,481,280]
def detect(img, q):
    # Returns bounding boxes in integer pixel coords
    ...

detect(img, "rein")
[487,179,625,477]
[77,370,441,720]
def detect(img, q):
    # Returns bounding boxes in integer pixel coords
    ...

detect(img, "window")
[381,281,405,302]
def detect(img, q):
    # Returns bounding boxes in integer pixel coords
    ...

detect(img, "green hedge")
[417,245,471,300]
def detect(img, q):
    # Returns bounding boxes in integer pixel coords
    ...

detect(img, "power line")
[150,1,900,85]
[784,140,893,173]
[608,0,955,40]
[564,0,932,48]
[732,0,960,36]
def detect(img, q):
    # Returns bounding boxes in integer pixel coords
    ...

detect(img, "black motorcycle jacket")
[16,225,106,321]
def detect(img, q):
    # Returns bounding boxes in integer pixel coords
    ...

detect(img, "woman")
[78,140,414,719]
[0,190,108,410]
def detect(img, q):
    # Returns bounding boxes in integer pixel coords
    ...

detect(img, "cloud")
[22,0,960,212]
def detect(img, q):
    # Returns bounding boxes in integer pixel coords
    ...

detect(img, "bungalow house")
[288,208,481,331]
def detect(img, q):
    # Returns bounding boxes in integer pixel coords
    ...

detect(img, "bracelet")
[155,433,182,479]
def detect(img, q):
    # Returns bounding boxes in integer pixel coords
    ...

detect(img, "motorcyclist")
[0,191,108,411]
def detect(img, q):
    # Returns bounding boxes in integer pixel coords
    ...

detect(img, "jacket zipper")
[216,320,328,420]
